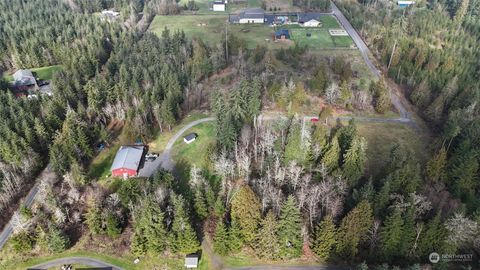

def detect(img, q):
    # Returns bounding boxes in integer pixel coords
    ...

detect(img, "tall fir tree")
[255,211,280,259]
[311,215,337,261]
[213,220,230,256]
[342,135,367,187]
[170,194,200,254]
[277,195,303,259]
[230,185,261,244]
[336,201,373,259]
[379,209,404,260]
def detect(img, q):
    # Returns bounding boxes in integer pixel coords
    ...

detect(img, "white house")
[185,255,199,268]
[238,8,265,24]
[303,19,320,27]
[101,9,120,21]
[213,0,226,11]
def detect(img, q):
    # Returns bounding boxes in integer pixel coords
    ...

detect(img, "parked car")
[145,153,159,158]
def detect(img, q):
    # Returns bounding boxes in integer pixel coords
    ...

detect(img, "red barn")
[110,146,145,178]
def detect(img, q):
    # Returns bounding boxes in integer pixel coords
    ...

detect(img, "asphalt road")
[224,266,350,270]
[0,165,54,250]
[27,256,124,270]
[331,2,412,122]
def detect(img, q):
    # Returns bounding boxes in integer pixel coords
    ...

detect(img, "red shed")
[110,146,145,178]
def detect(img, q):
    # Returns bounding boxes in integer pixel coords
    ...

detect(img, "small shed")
[185,255,199,268]
[213,0,225,11]
[275,29,290,40]
[397,0,415,7]
[184,133,198,144]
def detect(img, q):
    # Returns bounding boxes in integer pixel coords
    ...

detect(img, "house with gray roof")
[232,8,265,24]
[110,145,145,178]
[13,69,37,87]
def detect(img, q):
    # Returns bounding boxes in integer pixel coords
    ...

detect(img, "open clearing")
[2,65,62,81]
[178,0,259,14]
[171,121,216,169]
[150,14,354,49]
[355,122,430,177]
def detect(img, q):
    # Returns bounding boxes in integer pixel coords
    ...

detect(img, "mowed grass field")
[150,14,353,49]
[2,65,62,81]
[171,121,216,169]
[178,0,260,14]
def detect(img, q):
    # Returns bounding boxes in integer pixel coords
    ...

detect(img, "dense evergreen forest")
[0,0,478,269]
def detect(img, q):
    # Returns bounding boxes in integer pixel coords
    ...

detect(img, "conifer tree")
[194,188,208,220]
[312,215,337,260]
[321,136,340,172]
[228,220,243,253]
[171,194,200,254]
[379,209,404,260]
[342,135,367,187]
[255,211,280,259]
[84,202,103,235]
[277,195,303,259]
[425,147,447,182]
[230,185,261,244]
[336,201,373,259]
[214,220,230,256]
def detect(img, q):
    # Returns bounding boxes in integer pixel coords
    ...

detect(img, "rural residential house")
[110,145,145,178]
[212,0,226,11]
[303,19,320,27]
[238,8,265,23]
[13,69,37,88]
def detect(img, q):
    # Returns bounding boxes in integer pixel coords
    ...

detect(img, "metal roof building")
[110,145,145,178]
[13,69,36,87]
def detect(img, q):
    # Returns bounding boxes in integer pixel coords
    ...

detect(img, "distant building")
[275,29,290,40]
[184,133,198,144]
[101,9,120,21]
[13,69,36,87]
[213,0,226,11]
[303,19,320,27]
[185,255,199,268]
[238,8,265,23]
[397,1,415,7]
[110,145,145,178]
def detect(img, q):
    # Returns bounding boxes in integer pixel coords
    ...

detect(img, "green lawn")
[149,111,210,152]
[150,15,228,45]
[319,15,341,28]
[88,144,120,180]
[332,35,354,47]
[171,121,216,169]
[2,65,62,82]
[178,0,259,14]
[290,28,335,48]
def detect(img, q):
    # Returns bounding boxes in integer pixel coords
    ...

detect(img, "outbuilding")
[397,1,415,7]
[238,8,265,24]
[110,145,145,178]
[213,0,226,11]
[275,29,290,40]
[184,133,198,144]
[185,254,199,268]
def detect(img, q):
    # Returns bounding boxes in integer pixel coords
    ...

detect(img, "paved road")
[331,2,412,121]
[138,117,215,176]
[0,165,54,250]
[225,266,349,270]
[27,256,124,270]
